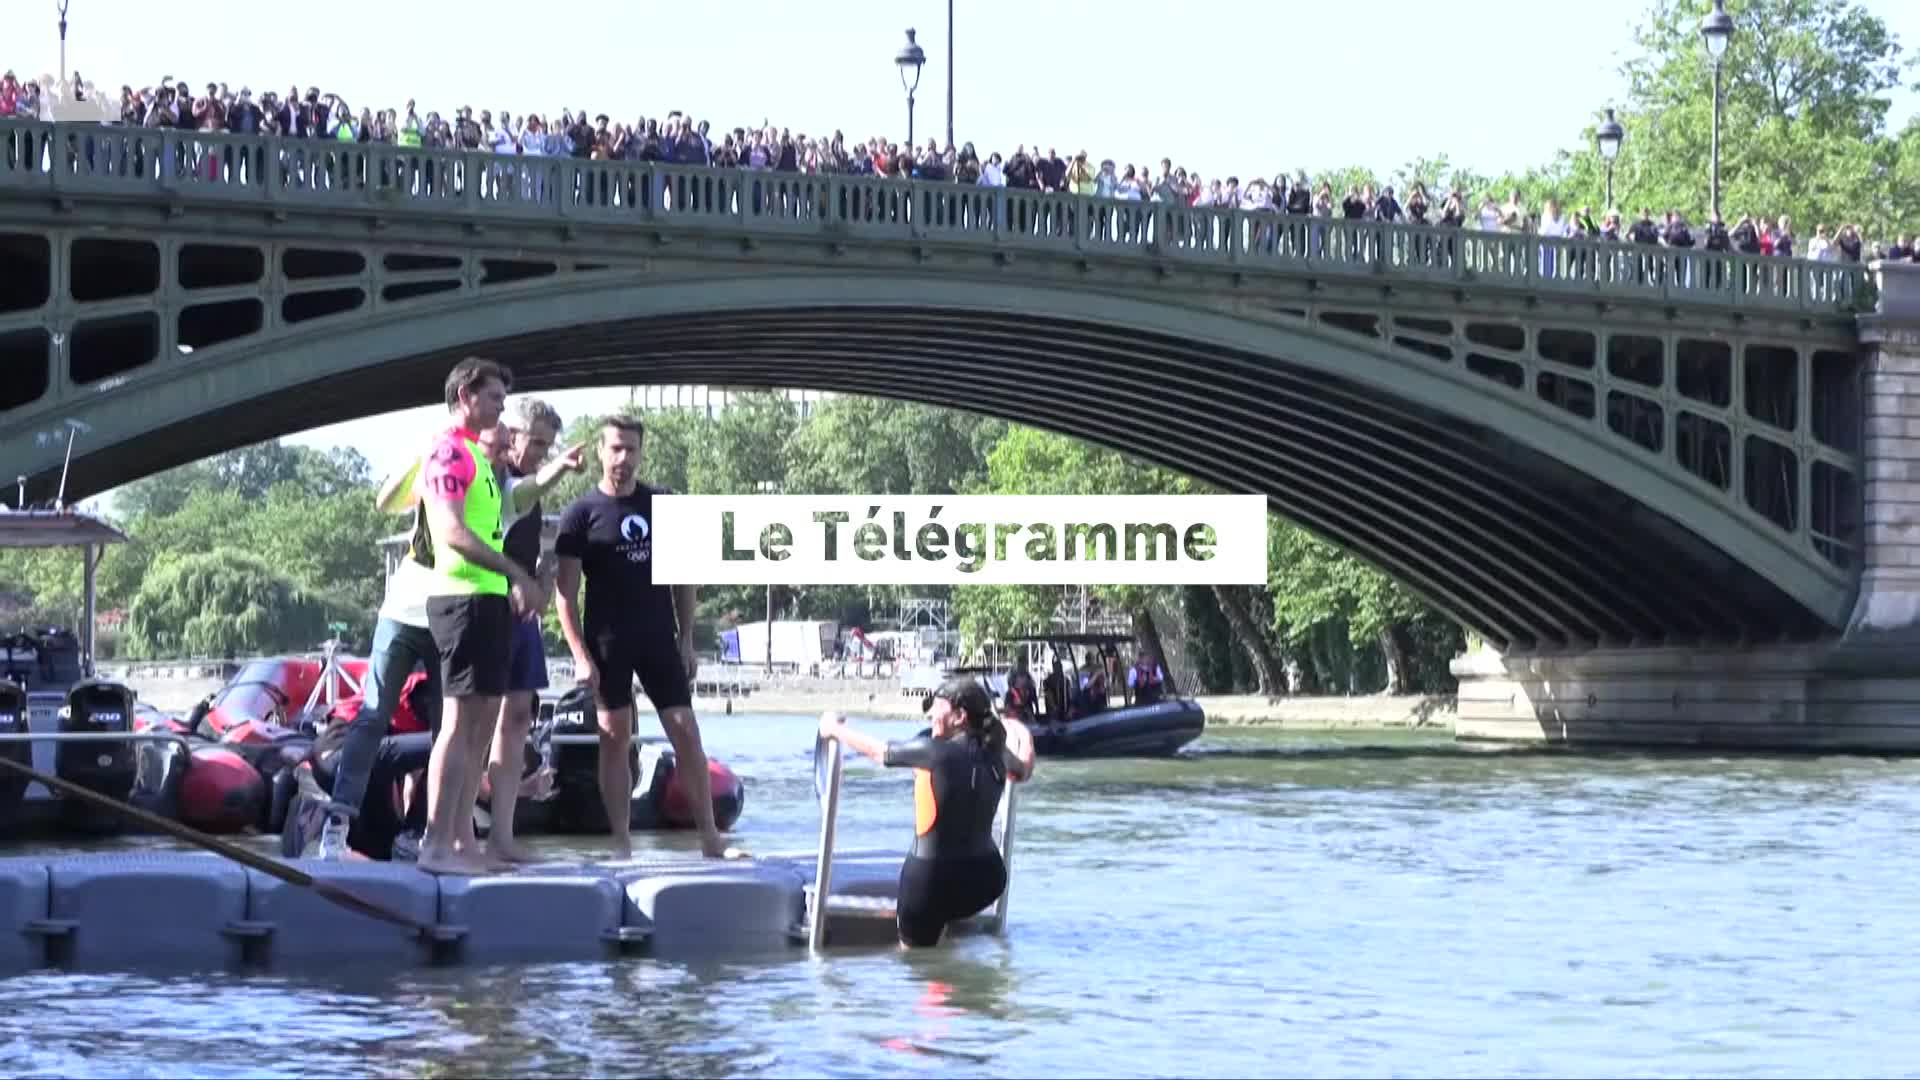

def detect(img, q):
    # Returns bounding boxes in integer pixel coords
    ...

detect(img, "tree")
[678,391,798,497]
[127,548,334,658]
[239,483,392,639]
[1266,517,1456,694]
[1567,0,1916,232]
[952,584,1063,651]
[112,462,217,521]
[969,426,1270,692]
[787,397,1005,497]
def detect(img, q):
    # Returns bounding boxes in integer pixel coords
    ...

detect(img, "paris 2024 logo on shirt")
[619,513,652,564]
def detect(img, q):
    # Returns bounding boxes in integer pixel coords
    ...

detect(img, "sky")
[15,0,1918,495]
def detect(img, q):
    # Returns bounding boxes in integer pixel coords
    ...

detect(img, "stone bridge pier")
[1455,261,1920,750]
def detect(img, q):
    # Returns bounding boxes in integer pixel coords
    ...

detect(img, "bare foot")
[606,843,634,863]
[486,838,543,865]
[452,836,512,871]
[702,833,748,860]
[416,846,490,876]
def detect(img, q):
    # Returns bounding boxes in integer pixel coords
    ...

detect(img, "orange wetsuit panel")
[914,769,938,834]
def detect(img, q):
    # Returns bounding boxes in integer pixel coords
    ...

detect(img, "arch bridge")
[0,121,1902,703]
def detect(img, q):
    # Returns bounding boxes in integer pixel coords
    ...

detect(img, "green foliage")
[1280,1,1916,240]
[788,396,1005,496]
[1266,519,1428,649]
[1,443,397,658]
[952,584,1063,651]
[0,547,85,629]
[686,392,801,495]
[1561,0,1915,231]
[127,548,333,658]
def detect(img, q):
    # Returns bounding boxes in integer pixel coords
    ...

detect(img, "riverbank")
[117,674,1455,732]
[715,687,1455,730]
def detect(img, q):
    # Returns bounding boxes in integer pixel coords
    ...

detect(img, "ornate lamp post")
[945,0,954,151]
[57,0,70,86]
[896,28,926,151]
[1699,0,1735,220]
[1596,107,1625,210]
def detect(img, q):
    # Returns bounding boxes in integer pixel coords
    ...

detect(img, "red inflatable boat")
[152,655,745,839]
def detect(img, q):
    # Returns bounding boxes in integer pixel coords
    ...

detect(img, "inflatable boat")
[8,649,745,850]
[968,631,1207,758]
[1028,697,1207,758]
[176,655,745,845]
[0,512,746,845]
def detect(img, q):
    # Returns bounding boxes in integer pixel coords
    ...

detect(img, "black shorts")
[896,852,1007,947]
[426,594,512,698]
[589,626,691,713]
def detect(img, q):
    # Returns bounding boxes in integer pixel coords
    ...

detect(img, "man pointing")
[554,416,734,860]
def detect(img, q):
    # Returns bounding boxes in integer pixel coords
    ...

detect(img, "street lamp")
[945,0,954,151]
[895,27,926,151]
[1699,0,1735,220]
[56,0,70,86]
[1596,107,1625,210]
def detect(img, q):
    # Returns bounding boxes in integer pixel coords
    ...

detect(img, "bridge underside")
[31,305,1833,654]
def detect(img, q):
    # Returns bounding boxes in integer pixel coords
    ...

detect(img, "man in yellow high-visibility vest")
[412,356,538,876]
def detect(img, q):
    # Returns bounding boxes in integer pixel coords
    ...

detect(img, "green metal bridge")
[0,120,1883,654]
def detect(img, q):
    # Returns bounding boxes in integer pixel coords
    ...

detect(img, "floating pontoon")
[0,735,1016,973]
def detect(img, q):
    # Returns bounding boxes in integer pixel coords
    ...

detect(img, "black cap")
[922,675,992,722]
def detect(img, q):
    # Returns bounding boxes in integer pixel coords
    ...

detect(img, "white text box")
[650,495,1269,586]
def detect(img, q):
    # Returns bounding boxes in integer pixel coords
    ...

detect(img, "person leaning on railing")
[6,76,1912,260]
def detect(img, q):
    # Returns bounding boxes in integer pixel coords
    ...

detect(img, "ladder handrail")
[989,777,1017,936]
[808,733,843,954]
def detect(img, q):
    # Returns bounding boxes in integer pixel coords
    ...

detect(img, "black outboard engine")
[546,686,603,832]
[544,685,663,832]
[56,679,139,832]
[0,680,29,821]
[34,628,82,688]
[0,633,37,691]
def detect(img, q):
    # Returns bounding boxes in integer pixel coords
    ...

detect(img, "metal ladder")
[803,734,1017,952]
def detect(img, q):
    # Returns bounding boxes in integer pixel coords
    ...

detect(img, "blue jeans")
[328,617,441,818]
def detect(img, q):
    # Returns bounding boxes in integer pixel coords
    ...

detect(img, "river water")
[6,715,1920,1078]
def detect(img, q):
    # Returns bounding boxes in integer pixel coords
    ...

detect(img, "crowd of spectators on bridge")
[5,66,1917,267]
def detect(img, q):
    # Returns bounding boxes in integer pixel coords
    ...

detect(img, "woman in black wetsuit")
[819,676,1035,947]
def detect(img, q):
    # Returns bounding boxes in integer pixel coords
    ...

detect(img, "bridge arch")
[18,268,1849,652]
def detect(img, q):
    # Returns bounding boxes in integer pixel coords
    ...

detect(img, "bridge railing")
[0,120,1871,314]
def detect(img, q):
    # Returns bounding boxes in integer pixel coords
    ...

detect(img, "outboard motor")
[34,628,82,688]
[0,634,37,691]
[545,685,660,832]
[0,680,29,821]
[55,679,139,832]
[546,686,601,832]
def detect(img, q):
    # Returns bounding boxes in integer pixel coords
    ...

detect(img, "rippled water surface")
[9,715,1920,1077]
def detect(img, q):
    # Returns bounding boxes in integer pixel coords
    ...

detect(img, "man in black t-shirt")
[554,416,736,860]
